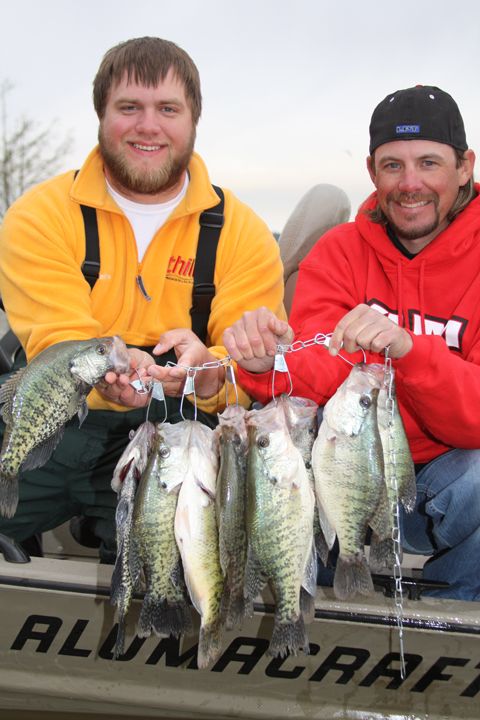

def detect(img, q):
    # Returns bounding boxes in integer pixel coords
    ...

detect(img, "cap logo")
[396,124,420,135]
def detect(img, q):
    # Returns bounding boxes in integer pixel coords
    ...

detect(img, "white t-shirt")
[106,175,189,261]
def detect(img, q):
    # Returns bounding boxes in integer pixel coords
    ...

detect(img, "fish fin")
[316,501,336,550]
[128,538,143,589]
[334,553,374,600]
[222,588,247,631]
[0,471,18,518]
[314,523,330,566]
[300,587,315,625]
[138,594,192,639]
[115,496,131,530]
[77,400,88,428]
[369,481,392,541]
[110,553,124,606]
[244,545,267,602]
[169,558,187,592]
[369,533,398,572]
[0,369,25,418]
[301,540,318,599]
[197,615,223,669]
[400,472,417,513]
[268,614,309,658]
[194,476,216,504]
[220,556,248,630]
[20,428,65,472]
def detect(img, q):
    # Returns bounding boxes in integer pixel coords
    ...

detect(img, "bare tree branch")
[0,81,73,218]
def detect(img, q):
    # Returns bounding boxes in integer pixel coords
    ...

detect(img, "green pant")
[0,350,217,562]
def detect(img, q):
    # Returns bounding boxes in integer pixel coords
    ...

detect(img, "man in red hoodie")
[224,85,480,601]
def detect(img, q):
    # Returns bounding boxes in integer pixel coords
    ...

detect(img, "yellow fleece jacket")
[0,147,285,413]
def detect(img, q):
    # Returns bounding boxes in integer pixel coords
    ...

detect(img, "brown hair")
[367,148,477,225]
[93,37,202,123]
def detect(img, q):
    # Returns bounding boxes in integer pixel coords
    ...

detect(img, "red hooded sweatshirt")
[238,186,480,463]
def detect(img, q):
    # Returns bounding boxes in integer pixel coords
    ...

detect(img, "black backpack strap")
[79,204,100,289]
[190,185,224,343]
[74,170,101,290]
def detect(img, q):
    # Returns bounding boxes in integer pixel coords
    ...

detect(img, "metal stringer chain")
[129,355,237,423]
[383,349,406,680]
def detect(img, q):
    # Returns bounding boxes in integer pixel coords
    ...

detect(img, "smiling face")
[98,68,195,203]
[367,140,475,253]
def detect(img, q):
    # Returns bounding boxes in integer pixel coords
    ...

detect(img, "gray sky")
[2,0,480,231]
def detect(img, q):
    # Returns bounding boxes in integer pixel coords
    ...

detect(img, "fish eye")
[96,344,107,355]
[160,481,167,489]
[257,435,270,448]
[305,460,311,470]
[232,435,242,446]
[270,476,277,485]
[159,445,170,458]
[359,394,372,409]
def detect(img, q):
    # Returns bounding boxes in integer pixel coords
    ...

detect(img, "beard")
[384,192,440,241]
[98,126,195,196]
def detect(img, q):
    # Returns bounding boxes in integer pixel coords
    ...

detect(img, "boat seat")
[277,183,351,315]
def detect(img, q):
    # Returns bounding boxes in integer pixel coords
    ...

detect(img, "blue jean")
[400,448,480,601]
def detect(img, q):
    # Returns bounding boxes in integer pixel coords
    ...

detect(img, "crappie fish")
[110,420,157,658]
[369,366,416,571]
[0,336,130,517]
[245,403,316,658]
[174,421,224,670]
[215,404,248,630]
[276,394,329,565]
[312,363,390,600]
[129,421,193,643]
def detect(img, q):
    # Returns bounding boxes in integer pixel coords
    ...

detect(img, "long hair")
[367,148,477,224]
[93,37,202,124]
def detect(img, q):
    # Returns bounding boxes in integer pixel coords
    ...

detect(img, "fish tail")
[138,594,192,639]
[334,553,374,600]
[268,614,310,658]
[197,616,224,670]
[0,466,19,518]
[113,616,127,660]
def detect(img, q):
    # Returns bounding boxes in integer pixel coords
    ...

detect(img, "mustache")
[387,192,438,205]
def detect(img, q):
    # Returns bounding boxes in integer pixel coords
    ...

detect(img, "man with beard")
[223,85,480,601]
[0,37,284,560]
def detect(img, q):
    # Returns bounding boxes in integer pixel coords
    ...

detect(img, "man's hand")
[223,307,294,373]
[329,304,413,359]
[96,348,153,408]
[148,328,224,399]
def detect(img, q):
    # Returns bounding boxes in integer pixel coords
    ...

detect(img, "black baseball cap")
[369,85,468,155]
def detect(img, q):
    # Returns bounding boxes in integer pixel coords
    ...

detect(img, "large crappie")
[129,421,193,644]
[110,420,157,658]
[174,420,224,670]
[369,365,417,571]
[0,336,130,517]
[312,363,390,600]
[245,403,316,658]
[215,404,248,630]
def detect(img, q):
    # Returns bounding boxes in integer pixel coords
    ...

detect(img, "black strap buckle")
[190,283,216,315]
[199,210,224,229]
